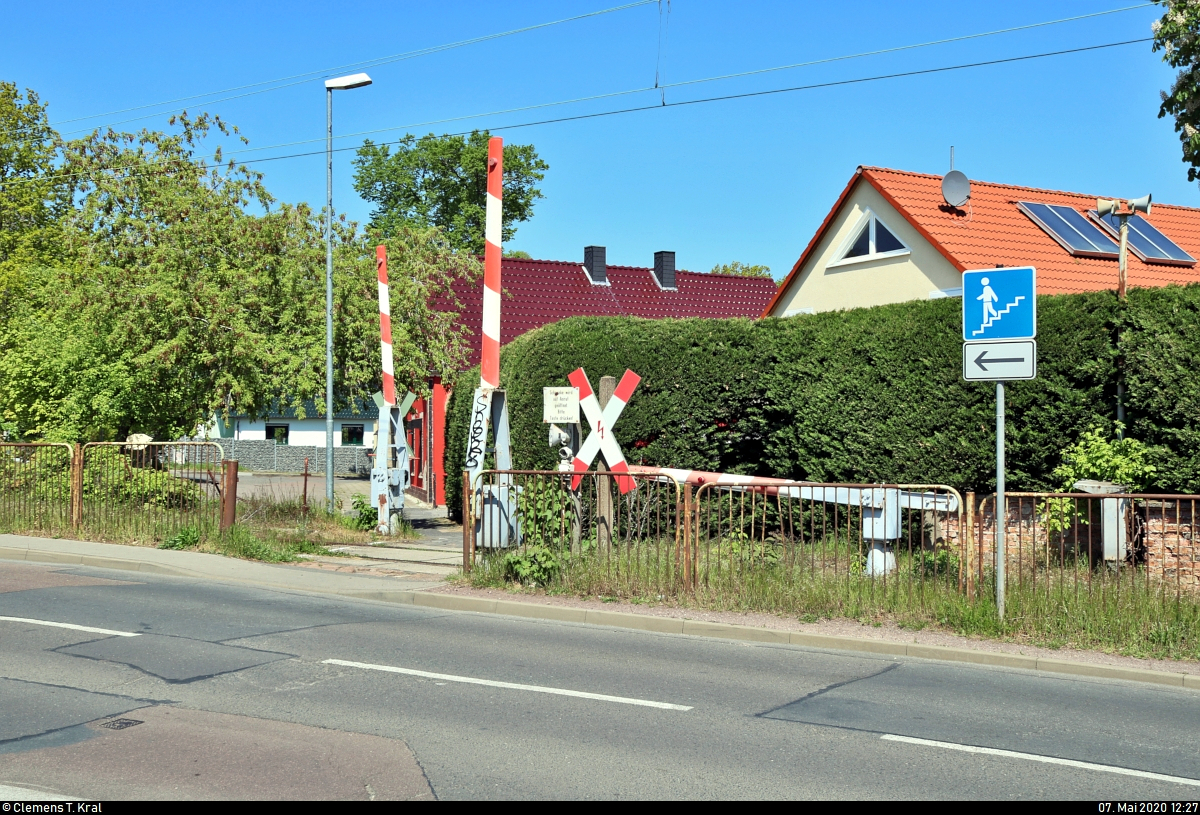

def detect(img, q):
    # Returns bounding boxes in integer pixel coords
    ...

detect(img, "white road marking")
[0,615,141,638]
[881,734,1200,788]
[323,658,692,711]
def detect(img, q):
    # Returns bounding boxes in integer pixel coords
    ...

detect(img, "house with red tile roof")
[452,247,779,368]
[411,247,778,506]
[762,166,1200,317]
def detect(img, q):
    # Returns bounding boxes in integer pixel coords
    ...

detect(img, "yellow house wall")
[770,181,963,315]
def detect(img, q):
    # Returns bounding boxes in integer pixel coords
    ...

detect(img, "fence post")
[965,491,975,601]
[220,460,239,532]
[461,470,472,573]
[70,443,83,530]
[683,485,694,593]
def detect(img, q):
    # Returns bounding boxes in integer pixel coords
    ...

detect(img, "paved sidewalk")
[0,534,445,596]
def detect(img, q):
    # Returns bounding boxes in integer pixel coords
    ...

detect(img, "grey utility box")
[1073,480,1128,562]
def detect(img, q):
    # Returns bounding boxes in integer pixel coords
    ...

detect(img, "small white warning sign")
[543,387,580,424]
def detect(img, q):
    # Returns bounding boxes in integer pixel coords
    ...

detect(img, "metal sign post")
[995,380,1005,619]
[962,266,1038,620]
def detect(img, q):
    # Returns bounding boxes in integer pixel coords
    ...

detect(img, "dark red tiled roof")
[449,257,778,368]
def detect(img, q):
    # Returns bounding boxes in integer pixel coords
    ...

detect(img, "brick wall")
[952,495,1200,594]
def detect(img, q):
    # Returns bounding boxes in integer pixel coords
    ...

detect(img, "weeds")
[462,537,1200,662]
[159,526,200,550]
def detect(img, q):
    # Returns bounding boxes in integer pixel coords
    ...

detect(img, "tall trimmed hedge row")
[446,284,1200,516]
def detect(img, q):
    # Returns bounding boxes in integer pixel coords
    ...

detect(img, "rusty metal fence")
[0,441,227,544]
[463,470,966,606]
[0,443,74,535]
[463,470,688,595]
[79,442,224,542]
[691,481,964,608]
[970,492,1200,612]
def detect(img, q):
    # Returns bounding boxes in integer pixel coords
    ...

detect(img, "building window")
[827,208,911,268]
[265,424,289,445]
[341,424,365,446]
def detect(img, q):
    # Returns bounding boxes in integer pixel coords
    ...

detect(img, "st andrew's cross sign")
[567,367,641,494]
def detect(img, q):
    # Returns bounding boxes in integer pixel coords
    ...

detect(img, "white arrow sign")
[568,367,640,494]
[963,340,1037,381]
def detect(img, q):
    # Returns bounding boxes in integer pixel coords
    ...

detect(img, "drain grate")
[98,718,143,730]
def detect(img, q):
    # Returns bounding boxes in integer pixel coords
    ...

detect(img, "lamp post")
[324,72,372,512]
[1096,194,1151,434]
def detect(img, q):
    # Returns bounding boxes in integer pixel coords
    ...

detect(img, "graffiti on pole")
[465,389,492,470]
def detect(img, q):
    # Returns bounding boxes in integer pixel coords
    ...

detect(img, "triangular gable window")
[828,209,911,268]
[875,220,905,253]
[845,223,871,258]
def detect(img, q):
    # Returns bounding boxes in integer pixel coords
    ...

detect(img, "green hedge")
[446,284,1200,517]
[1123,284,1200,492]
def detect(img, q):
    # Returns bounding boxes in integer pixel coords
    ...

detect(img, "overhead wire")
[3,0,658,138]
[2,1,1153,147]
[0,37,1152,192]
[23,1,1156,164]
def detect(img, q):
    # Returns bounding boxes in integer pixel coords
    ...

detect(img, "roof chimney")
[653,251,676,290]
[584,246,607,284]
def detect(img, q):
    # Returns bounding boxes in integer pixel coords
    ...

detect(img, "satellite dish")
[942,170,971,208]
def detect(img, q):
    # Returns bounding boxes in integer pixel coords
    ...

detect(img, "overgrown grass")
[460,540,1200,662]
[1,485,415,563]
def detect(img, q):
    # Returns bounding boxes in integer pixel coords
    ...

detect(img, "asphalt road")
[2,558,1199,800]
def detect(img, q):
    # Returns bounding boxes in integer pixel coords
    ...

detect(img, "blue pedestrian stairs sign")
[962,267,1036,341]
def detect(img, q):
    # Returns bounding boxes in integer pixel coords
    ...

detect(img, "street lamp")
[1096,193,1151,434]
[324,72,372,512]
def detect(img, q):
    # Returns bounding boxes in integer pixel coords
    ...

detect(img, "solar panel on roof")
[1088,211,1195,266]
[1018,202,1119,258]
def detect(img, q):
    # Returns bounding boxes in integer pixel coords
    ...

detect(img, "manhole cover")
[98,718,143,730]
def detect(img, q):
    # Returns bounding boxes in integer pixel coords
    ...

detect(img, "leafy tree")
[0,110,479,442]
[0,83,66,296]
[710,261,772,278]
[1154,1,1200,181]
[353,130,547,254]
[504,249,532,259]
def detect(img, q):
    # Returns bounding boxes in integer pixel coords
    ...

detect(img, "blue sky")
[1,1,1183,279]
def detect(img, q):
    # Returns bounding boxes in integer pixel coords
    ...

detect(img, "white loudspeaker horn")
[1097,198,1119,217]
[1129,194,1152,215]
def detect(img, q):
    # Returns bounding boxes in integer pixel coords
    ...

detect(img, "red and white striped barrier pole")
[480,137,503,390]
[377,245,396,406]
[627,465,958,511]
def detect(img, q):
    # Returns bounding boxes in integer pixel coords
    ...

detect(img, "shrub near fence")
[0,443,73,535]
[0,442,223,544]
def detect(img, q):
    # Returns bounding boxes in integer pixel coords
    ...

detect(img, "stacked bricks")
[952,495,1200,595]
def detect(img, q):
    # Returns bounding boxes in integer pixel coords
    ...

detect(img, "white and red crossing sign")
[567,367,640,494]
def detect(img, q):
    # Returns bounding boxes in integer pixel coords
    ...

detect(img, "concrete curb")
[4,543,1199,692]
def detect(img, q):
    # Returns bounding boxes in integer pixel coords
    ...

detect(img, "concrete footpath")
[2,533,1198,693]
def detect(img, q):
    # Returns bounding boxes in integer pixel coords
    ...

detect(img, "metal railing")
[974,492,1200,610]
[78,442,225,543]
[691,480,964,608]
[463,469,687,595]
[0,443,74,535]
[462,470,965,605]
